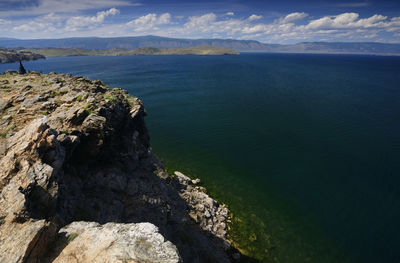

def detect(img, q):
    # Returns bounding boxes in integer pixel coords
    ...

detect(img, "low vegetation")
[67,233,78,243]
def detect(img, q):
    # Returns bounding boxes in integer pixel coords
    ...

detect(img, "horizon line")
[1,35,400,45]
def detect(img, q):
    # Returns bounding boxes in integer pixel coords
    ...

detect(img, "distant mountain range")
[1,36,400,55]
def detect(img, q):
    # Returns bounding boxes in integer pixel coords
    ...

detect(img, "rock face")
[50,222,180,263]
[173,171,229,239]
[0,71,233,262]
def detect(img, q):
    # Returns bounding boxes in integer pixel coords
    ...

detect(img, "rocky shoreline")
[0,71,236,262]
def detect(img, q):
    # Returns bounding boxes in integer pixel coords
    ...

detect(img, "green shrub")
[49,90,57,98]
[104,95,116,102]
[67,232,78,243]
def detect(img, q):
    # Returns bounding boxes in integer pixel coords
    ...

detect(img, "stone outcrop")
[49,222,180,263]
[0,71,234,262]
[172,171,229,239]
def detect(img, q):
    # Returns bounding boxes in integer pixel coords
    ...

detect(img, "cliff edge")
[0,71,233,262]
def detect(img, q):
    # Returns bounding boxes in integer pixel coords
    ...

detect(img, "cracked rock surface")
[0,71,233,263]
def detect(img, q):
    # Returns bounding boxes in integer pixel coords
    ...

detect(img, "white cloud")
[65,8,120,31]
[164,12,400,43]
[280,12,308,23]
[185,13,217,29]
[158,13,171,24]
[1,9,400,43]
[353,14,387,27]
[11,13,62,32]
[126,13,171,31]
[242,24,270,34]
[181,13,246,35]
[306,16,333,29]
[226,12,234,16]
[248,14,263,21]
[13,21,56,32]
[333,12,359,24]
[7,7,120,35]
[305,13,389,30]
[41,12,63,23]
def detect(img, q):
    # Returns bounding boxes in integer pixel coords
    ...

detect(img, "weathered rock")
[0,99,12,112]
[0,219,56,263]
[172,171,230,240]
[0,72,233,263]
[174,171,191,186]
[192,178,201,185]
[50,221,181,263]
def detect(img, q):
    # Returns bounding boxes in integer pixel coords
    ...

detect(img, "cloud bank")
[1,8,399,43]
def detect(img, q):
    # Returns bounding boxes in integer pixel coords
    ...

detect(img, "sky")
[0,0,399,43]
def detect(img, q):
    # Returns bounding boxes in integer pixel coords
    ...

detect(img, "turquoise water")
[1,54,400,262]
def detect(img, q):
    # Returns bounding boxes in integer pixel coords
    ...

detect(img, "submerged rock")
[0,72,233,263]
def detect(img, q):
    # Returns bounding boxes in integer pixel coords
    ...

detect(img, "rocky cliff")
[0,49,45,64]
[0,71,234,262]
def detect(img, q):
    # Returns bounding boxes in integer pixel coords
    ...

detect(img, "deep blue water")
[1,54,400,262]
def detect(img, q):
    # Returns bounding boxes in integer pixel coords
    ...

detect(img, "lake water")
[1,53,400,263]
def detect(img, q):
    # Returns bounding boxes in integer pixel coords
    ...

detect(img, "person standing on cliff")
[19,60,26,74]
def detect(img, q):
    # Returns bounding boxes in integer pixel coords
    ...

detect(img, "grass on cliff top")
[0,72,139,138]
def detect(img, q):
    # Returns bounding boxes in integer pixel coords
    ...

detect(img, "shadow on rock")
[0,72,249,263]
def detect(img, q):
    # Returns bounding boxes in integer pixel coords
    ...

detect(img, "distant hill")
[270,42,400,55]
[1,36,400,55]
[0,36,264,51]
[23,46,239,57]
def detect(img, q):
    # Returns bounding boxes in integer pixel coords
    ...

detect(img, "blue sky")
[0,0,399,43]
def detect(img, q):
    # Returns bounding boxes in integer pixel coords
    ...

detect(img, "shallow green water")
[2,53,400,262]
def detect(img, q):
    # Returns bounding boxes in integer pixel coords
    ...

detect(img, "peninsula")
[0,49,45,64]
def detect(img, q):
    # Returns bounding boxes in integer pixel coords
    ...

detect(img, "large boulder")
[50,221,181,263]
